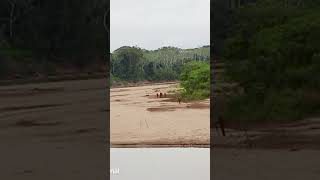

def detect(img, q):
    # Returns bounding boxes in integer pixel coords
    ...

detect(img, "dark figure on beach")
[177,97,181,104]
[213,98,226,136]
[15,74,22,79]
[216,116,226,136]
[156,93,159,98]
[160,93,163,98]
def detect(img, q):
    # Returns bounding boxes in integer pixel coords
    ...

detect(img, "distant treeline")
[216,0,320,122]
[213,0,320,55]
[111,46,210,82]
[212,0,258,55]
[0,0,107,79]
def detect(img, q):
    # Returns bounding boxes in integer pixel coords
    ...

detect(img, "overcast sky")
[110,0,210,52]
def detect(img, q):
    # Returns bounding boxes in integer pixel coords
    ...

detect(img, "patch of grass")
[182,89,210,100]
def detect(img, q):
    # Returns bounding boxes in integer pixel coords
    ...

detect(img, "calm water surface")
[111,148,209,180]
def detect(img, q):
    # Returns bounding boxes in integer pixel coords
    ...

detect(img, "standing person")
[177,96,181,104]
[156,93,159,98]
[213,96,226,136]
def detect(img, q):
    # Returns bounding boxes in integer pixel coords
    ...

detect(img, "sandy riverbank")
[111,83,210,147]
[212,148,320,180]
[212,116,320,179]
[0,79,107,179]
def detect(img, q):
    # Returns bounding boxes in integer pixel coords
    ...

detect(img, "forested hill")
[0,0,107,81]
[215,0,320,122]
[111,46,210,82]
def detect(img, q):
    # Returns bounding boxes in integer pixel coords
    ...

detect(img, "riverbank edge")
[0,73,107,86]
[111,144,210,148]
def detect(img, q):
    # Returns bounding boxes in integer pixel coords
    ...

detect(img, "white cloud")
[110,0,210,52]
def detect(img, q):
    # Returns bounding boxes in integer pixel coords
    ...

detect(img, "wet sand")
[111,83,210,147]
[212,148,320,180]
[213,117,320,149]
[212,117,320,179]
[0,79,107,180]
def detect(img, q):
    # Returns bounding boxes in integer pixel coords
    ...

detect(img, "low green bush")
[180,61,210,100]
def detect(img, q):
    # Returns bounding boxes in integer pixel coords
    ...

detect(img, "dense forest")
[111,46,210,82]
[0,0,107,80]
[111,46,210,99]
[214,0,320,122]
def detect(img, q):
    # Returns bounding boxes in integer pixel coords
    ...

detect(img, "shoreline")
[111,144,210,148]
[0,73,107,86]
[212,117,320,150]
[111,81,179,89]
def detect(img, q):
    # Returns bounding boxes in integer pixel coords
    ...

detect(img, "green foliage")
[111,46,210,82]
[225,88,320,122]
[110,73,121,86]
[153,68,177,81]
[222,1,320,122]
[112,47,145,81]
[180,61,210,100]
[0,57,10,78]
[0,0,107,79]
[212,0,234,55]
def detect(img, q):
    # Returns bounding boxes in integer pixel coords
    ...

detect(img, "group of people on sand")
[156,92,166,98]
[156,92,182,104]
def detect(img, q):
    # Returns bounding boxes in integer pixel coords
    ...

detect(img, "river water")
[110,148,210,180]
